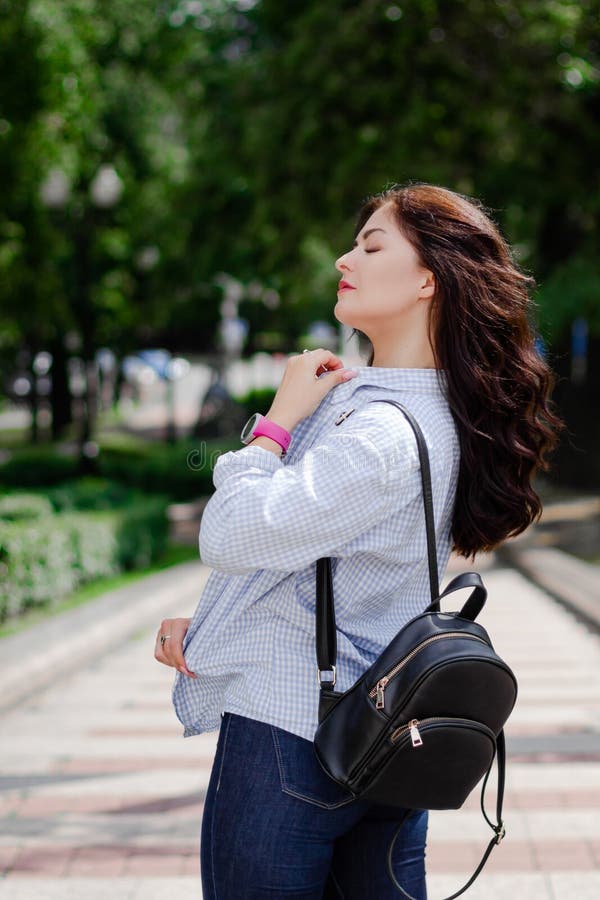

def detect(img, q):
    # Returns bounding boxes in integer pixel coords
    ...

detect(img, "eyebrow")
[353,227,386,247]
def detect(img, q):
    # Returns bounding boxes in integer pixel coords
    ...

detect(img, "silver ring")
[160,634,172,646]
[303,348,310,354]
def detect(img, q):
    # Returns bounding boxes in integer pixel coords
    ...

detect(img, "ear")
[419,271,435,301]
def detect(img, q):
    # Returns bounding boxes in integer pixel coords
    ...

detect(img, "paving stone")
[1,559,599,899]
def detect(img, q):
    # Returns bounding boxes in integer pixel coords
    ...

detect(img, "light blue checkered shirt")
[172,366,460,742]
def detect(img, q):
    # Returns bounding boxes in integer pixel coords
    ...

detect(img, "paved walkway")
[1,556,599,899]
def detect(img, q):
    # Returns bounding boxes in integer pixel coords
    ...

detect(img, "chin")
[333,304,357,327]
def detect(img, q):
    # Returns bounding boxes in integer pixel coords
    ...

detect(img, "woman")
[155,182,561,899]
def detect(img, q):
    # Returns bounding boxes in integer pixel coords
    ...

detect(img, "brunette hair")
[351,182,563,559]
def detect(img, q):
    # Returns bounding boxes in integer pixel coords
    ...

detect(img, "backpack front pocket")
[360,717,496,810]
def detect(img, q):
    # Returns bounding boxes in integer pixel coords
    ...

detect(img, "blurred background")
[1,3,600,897]
[1,0,599,617]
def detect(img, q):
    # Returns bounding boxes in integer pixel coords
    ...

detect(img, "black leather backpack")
[312,399,518,899]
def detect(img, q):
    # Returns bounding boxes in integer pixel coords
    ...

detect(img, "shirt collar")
[328,367,448,404]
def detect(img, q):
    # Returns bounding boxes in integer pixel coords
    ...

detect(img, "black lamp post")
[41,164,123,466]
[77,166,123,468]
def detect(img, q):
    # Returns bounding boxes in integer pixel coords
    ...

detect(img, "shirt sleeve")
[198,407,420,574]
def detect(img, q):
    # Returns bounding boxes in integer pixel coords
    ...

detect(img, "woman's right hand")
[154,617,197,678]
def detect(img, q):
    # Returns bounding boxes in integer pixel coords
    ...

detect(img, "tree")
[0,0,206,444]
[177,0,600,344]
[1,0,599,436]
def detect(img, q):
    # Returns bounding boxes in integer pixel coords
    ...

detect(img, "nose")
[335,250,353,274]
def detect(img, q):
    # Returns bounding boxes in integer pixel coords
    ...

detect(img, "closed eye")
[365,248,380,254]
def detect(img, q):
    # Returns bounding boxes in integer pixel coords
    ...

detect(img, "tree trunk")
[50,338,73,441]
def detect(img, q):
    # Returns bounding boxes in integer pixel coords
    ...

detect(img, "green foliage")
[0,515,79,619]
[177,0,600,341]
[46,477,135,511]
[0,491,169,621]
[63,510,121,583]
[233,387,277,414]
[0,0,205,367]
[1,0,599,379]
[0,438,239,499]
[99,439,240,498]
[536,256,600,341]
[0,492,54,521]
[0,448,79,486]
[114,497,169,570]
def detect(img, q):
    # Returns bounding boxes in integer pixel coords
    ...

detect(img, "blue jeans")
[201,712,428,899]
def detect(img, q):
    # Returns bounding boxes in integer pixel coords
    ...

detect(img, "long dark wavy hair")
[350,182,563,559]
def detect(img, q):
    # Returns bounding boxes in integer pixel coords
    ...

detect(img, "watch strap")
[252,415,292,455]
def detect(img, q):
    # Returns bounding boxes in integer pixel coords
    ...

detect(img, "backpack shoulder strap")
[316,398,440,680]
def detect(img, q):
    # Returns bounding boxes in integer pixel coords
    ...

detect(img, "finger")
[154,637,173,667]
[318,367,358,387]
[304,350,345,378]
[154,619,174,663]
[154,619,196,677]
[308,348,357,382]
[162,620,196,677]
[316,360,343,375]
[298,348,344,376]
[314,349,344,370]
[156,643,196,677]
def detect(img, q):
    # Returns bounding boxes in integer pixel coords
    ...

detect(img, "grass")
[0,542,199,640]
[0,427,30,449]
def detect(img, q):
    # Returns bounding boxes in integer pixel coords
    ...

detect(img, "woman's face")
[334,203,434,338]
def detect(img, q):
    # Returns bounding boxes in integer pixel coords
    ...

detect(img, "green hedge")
[0,448,78,487]
[0,438,239,499]
[114,498,169,570]
[233,387,277,413]
[0,493,169,622]
[0,493,55,521]
[0,516,78,618]
[100,439,239,498]
[46,477,137,511]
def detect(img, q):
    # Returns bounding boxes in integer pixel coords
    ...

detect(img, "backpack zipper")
[389,715,491,745]
[369,632,488,711]
[389,718,425,747]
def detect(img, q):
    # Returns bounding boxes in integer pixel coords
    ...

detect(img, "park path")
[1,555,599,899]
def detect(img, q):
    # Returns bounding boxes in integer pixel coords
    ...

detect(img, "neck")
[370,331,437,369]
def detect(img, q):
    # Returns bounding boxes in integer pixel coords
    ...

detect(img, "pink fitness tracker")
[240,413,292,457]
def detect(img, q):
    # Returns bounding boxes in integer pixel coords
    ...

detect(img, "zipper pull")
[375,677,389,710]
[409,719,423,748]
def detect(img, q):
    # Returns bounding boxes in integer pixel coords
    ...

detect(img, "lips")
[338,280,356,291]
